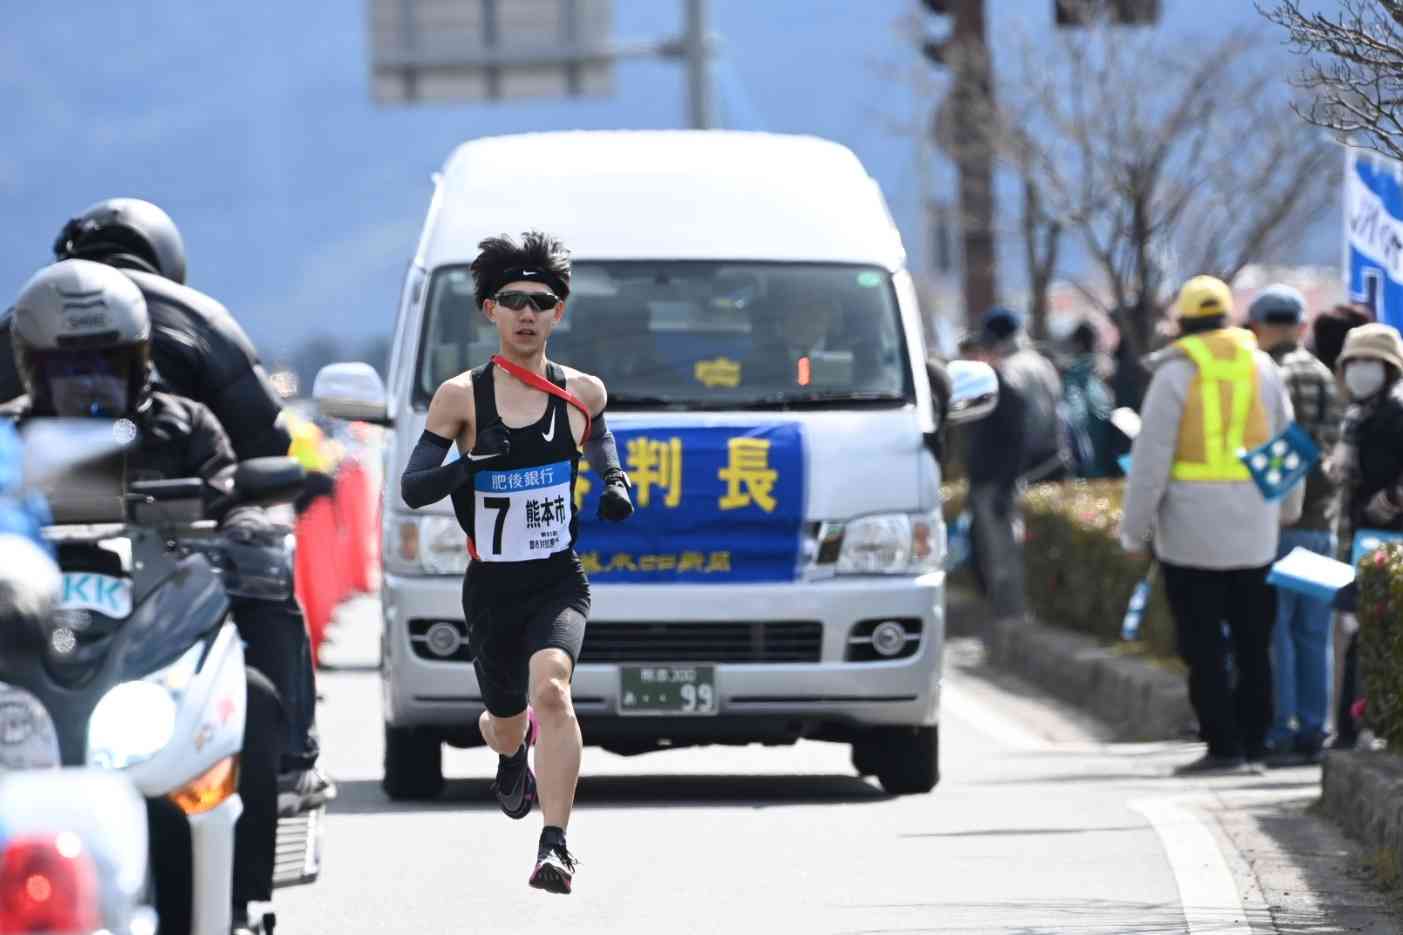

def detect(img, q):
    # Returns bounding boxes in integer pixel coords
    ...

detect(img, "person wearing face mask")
[1325,323,1403,748]
[1327,323,1403,551]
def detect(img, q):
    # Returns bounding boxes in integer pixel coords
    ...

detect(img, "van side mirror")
[945,360,998,424]
[314,362,390,426]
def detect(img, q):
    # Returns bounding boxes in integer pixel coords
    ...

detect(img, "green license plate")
[618,665,718,716]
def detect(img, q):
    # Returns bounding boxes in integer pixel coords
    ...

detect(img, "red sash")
[465,357,592,561]
[489,355,592,450]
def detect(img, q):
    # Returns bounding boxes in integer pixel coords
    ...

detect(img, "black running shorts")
[462,555,590,718]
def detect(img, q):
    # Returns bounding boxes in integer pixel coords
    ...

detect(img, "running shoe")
[492,708,538,820]
[277,764,338,816]
[529,840,577,894]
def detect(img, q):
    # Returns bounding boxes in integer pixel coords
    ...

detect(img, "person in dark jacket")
[1326,323,1403,750]
[962,307,1067,621]
[1309,303,1370,747]
[30,199,327,805]
[2,259,287,932]
[0,198,292,460]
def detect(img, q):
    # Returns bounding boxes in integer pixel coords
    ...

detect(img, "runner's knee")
[481,708,528,753]
[530,676,573,719]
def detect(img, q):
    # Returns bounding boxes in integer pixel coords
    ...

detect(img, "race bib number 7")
[474,461,573,562]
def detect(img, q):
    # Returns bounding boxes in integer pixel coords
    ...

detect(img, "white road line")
[939,681,1050,751]
[1130,795,1252,935]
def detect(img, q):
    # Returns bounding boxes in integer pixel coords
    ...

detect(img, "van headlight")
[835,511,944,575]
[86,642,203,770]
[385,515,469,576]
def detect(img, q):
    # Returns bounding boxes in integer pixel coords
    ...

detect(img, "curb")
[948,587,1194,741]
[948,589,1403,881]
[1322,750,1403,868]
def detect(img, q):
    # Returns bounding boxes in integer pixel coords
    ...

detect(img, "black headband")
[489,266,569,301]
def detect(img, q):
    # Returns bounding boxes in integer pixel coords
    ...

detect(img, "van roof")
[422,130,906,271]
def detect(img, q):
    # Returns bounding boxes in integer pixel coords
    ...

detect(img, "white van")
[315,131,995,797]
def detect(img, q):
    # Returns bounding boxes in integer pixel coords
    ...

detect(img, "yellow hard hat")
[1176,275,1233,320]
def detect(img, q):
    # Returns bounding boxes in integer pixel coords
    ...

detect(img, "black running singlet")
[450,362,581,574]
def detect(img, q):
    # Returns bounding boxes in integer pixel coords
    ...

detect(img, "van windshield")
[413,262,912,409]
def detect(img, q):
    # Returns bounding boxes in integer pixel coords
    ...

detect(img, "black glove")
[597,471,633,522]
[471,419,511,463]
[224,507,277,545]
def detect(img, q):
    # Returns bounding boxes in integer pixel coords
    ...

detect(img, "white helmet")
[11,259,152,417]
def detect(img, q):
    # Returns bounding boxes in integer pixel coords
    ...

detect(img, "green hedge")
[943,478,1178,662]
[1022,481,1178,660]
[1357,544,1403,749]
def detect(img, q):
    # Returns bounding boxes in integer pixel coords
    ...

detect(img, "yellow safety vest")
[287,417,328,473]
[1170,329,1270,482]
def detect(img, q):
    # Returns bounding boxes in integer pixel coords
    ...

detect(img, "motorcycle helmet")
[11,259,153,418]
[52,197,187,285]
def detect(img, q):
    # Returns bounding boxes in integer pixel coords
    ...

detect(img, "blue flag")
[1239,423,1319,502]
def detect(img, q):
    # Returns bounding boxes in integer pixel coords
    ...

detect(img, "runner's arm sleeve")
[400,430,472,509]
[585,415,633,522]
[582,414,624,481]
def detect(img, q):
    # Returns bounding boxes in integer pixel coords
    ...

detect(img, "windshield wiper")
[606,394,739,410]
[606,394,691,408]
[607,391,906,410]
[736,391,906,409]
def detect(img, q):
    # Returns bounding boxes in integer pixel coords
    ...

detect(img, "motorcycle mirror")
[234,457,306,507]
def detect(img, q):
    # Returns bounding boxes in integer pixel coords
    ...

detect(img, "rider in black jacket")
[3,258,290,931]
[0,199,291,459]
[0,199,330,811]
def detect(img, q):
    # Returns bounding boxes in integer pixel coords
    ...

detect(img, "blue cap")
[981,306,1024,341]
[1249,285,1306,325]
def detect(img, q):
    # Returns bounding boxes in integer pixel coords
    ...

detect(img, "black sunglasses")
[493,290,561,312]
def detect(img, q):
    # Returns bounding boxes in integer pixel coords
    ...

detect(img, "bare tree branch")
[1263,0,1403,161]
[972,21,1332,370]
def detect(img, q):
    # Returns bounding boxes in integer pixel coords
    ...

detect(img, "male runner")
[400,232,633,894]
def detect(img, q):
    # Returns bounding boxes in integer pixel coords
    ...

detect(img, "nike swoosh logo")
[465,450,501,462]
[500,771,527,809]
[541,409,557,442]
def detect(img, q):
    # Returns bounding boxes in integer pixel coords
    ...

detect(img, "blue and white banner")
[1345,147,1403,327]
[574,423,806,584]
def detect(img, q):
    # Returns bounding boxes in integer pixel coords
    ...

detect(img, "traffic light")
[920,0,953,67]
[1055,0,1160,26]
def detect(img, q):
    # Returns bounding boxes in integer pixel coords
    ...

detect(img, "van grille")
[579,622,822,664]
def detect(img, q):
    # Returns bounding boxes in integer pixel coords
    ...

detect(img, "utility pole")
[949,0,997,329]
[684,0,713,130]
[919,0,997,329]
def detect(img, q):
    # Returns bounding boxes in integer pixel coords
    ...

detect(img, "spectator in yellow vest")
[284,410,337,512]
[1119,275,1303,775]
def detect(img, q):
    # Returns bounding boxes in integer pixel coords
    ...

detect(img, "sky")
[1,1,1325,364]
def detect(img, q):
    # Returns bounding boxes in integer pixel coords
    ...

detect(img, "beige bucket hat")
[1337,322,1403,374]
